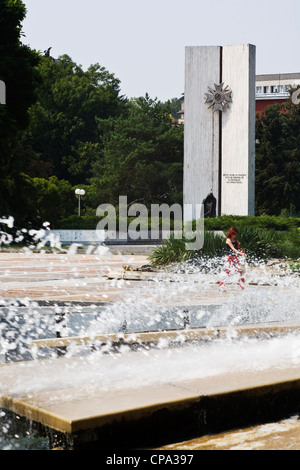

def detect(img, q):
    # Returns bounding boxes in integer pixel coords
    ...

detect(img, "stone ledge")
[1,364,300,449]
[30,323,300,350]
[1,328,300,448]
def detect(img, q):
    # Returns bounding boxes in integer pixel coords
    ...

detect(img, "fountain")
[0,222,300,449]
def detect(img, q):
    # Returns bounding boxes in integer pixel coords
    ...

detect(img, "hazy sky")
[21,0,300,102]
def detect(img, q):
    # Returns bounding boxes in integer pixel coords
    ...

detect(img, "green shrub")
[280,229,300,259]
[150,226,300,266]
[289,262,300,273]
[56,215,101,230]
[56,215,179,230]
[150,235,191,266]
[202,215,300,231]
[56,214,300,232]
[237,227,283,259]
[56,214,300,264]
[150,231,225,266]
[199,230,225,257]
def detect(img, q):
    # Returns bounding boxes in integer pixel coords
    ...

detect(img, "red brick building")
[255,73,300,114]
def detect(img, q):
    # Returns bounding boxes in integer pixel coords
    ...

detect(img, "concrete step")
[1,333,300,449]
[30,323,300,350]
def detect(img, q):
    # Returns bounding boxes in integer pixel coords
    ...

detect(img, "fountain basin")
[1,325,300,449]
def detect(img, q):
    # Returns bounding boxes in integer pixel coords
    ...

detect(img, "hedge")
[56,215,300,231]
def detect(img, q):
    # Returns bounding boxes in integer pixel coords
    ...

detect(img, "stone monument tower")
[183,44,256,221]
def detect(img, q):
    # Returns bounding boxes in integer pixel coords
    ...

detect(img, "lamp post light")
[75,188,85,216]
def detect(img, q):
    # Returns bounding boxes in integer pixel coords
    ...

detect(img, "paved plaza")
[0,249,244,307]
[0,250,149,303]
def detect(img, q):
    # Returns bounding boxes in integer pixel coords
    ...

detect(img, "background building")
[255,73,300,114]
[177,73,300,120]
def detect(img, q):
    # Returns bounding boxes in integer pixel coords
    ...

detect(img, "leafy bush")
[56,215,101,230]
[56,215,178,230]
[237,227,283,259]
[56,214,300,231]
[198,230,225,257]
[202,215,300,231]
[149,235,191,266]
[279,229,300,259]
[150,231,225,266]
[56,214,300,264]
[150,226,300,266]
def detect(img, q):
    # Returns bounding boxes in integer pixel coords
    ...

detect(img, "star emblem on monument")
[205,83,232,111]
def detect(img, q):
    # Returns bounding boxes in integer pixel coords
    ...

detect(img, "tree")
[0,0,41,222]
[0,0,40,130]
[24,55,127,184]
[91,94,183,209]
[255,99,300,216]
[30,176,74,225]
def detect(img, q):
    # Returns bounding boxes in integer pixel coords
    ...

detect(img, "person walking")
[219,227,246,291]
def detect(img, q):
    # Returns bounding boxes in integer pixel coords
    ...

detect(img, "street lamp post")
[75,189,85,216]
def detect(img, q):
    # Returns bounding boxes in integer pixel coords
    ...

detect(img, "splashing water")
[0,220,300,448]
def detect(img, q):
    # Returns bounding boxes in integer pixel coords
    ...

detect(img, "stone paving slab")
[0,252,150,302]
[0,252,232,305]
[0,252,289,305]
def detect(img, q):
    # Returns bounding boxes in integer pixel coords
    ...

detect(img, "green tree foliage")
[91,94,183,209]
[255,98,300,216]
[165,97,182,119]
[29,176,74,225]
[0,0,40,129]
[0,0,40,222]
[24,55,127,183]
[2,1,300,230]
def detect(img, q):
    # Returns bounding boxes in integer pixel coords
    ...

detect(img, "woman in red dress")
[219,227,246,291]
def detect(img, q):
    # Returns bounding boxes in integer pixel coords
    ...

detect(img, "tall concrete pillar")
[183,44,256,221]
[221,44,256,216]
[183,46,221,221]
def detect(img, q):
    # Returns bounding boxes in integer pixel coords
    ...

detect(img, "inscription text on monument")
[223,173,247,184]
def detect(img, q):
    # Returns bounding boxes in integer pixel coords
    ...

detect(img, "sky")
[21,0,300,102]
